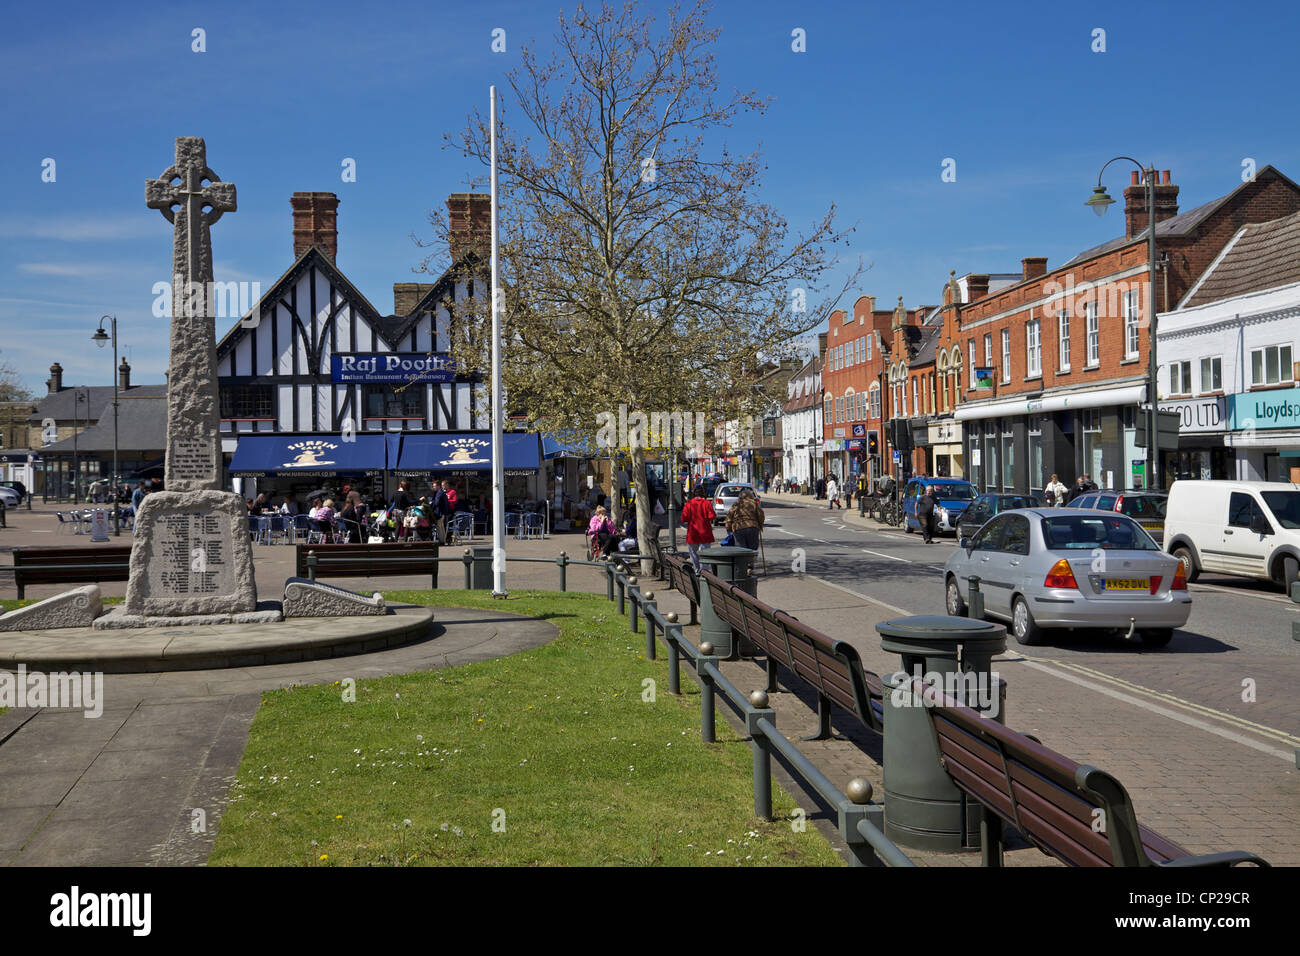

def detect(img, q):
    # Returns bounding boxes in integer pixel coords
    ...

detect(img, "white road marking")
[1019,660,1298,763]
[768,528,803,537]
[861,548,909,563]
[1188,581,1296,606]
[929,565,946,571]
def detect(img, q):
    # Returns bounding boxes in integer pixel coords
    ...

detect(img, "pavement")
[1,498,1296,866]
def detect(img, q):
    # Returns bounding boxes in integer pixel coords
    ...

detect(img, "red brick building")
[945,166,1300,494]
[820,296,896,484]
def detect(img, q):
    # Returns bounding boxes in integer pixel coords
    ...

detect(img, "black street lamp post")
[93,316,122,535]
[1086,158,1161,491]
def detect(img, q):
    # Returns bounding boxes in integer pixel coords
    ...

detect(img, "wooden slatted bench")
[699,569,884,739]
[661,553,700,625]
[11,545,133,599]
[912,676,1270,867]
[295,542,440,589]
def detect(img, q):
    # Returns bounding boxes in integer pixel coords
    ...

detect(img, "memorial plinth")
[124,490,257,616]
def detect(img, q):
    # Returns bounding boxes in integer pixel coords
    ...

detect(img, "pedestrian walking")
[680,486,716,572]
[826,475,840,510]
[131,481,147,533]
[918,484,937,543]
[1044,473,1067,507]
[1065,475,1087,503]
[725,487,765,552]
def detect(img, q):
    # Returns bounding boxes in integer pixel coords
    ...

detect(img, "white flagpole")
[490,85,507,597]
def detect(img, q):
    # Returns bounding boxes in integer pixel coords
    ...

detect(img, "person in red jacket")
[680,485,716,571]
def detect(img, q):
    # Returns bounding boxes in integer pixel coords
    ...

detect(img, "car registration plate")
[1103,578,1148,591]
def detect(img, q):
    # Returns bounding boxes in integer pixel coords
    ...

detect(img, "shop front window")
[1001,419,1015,491]
[1028,417,1043,493]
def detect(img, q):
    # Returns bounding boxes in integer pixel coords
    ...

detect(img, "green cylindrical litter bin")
[697,545,757,658]
[876,615,1007,852]
[470,545,493,590]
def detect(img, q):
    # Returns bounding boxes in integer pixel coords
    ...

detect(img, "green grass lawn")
[209,589,843,867]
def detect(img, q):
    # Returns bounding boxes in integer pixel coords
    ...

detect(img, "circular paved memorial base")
[0,605,436,674]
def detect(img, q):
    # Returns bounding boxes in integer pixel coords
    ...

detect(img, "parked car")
[713,482,759,525]
[902,477,976,535]
[0,486,19,509]
[0,480,27,503]
[956,492,1046,539]
[944,507,1190,647]
[1164,480,1300,589]
[1065,490,1168,545]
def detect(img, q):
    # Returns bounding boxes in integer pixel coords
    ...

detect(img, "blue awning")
[395,432,541,476]
[229,434,391,477]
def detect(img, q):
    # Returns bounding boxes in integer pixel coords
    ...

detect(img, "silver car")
[713,482,758,525]
[942,507,1191,647]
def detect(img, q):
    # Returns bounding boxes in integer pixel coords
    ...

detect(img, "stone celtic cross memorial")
[124,137,258,619]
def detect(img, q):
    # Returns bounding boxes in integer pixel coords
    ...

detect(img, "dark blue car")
[902,477,976,535]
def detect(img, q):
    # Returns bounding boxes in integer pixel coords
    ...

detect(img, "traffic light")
[867,430,879,455]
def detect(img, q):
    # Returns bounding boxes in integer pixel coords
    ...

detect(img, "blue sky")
[2,0,1297,395]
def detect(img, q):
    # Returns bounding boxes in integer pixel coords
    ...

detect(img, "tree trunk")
[630,446,655,578]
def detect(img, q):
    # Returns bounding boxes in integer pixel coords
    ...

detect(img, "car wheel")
[1140,628,1173,648]
[946,577,967,617]
[1172,546,1199,584]
[1011,596,1042,646]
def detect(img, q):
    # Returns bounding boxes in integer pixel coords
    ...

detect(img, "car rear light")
[1044,558,1078,589]
[1114,495,1124,512]
[1172,563,1187,590]
[1149,575,1161,594]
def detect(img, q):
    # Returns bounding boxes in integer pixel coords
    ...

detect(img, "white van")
[1164,480,1300,589]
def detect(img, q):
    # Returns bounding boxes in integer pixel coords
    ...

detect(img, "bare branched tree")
[419,0,863,563]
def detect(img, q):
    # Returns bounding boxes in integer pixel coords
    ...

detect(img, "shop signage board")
[330,353,457,384]
[1160,397,1226,434]
[1228,387,1300,430]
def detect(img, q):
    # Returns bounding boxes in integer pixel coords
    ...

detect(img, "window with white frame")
[1200,356,1222,393]
[845,390,855,420]
[968,339,975,387]
[1058,310,1070,371]
[866,334,873,361]
[1124,290,1140,359]
[1026,317,1041,377]
[870,385,881,419]
[1086,301,1099,366]
[911,378,918,415]
[1250,344,1294,387]
[984,333,992,366]
[1169,360,1192,395]
[1000,329,1011,383]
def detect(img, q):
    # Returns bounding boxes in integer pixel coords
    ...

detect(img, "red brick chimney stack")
[291,192,340,261]
[1022,257,1048,282]
[119,358,131,391]
[1123,169,1179,240]
[447,193,491,262]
